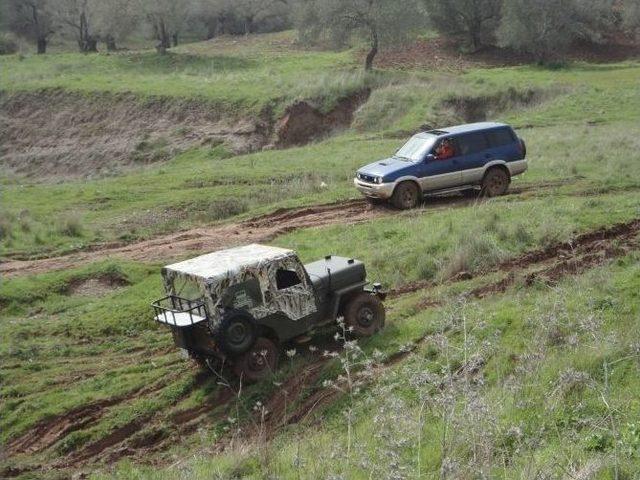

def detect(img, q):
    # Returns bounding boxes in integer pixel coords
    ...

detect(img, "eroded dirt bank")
[0,88,369,180]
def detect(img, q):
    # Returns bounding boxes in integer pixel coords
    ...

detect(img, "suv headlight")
[375,176,384,184]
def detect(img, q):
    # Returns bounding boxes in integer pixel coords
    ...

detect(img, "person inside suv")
[435,138,455,160]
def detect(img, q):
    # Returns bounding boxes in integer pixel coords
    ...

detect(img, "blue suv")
[354,122,527,209]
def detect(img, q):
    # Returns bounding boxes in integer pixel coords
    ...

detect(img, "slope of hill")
[1,31,640,479]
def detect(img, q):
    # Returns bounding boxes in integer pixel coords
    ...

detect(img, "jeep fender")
[329,281,368,320]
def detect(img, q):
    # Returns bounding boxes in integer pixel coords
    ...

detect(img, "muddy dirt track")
[1,195,479,278]
[4,216,638,476]
[1,181,576,278]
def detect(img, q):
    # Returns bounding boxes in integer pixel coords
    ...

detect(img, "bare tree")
[142,0,190,53]
[92,0,138,51]
[421,0,502,52]
[52,0,99,52]
[230,0,288,35]
[5,0,55,53]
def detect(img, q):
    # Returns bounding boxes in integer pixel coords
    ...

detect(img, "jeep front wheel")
[234,337,278,382]
[391,181,421,210]
[344,293,385,337]
[481,168,510,197]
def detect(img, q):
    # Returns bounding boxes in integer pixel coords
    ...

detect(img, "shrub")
[498,0,616,63]
[58,215,83,237]
[0,34,19,55]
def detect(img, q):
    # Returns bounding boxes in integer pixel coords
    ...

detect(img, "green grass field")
[1,31,640,479]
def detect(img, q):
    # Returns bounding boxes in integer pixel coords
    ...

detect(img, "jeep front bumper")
[353,178,395,200]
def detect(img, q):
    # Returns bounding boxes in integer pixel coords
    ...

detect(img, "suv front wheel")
[391,181,421,209]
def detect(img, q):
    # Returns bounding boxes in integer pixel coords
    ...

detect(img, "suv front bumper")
[353,178,395,199]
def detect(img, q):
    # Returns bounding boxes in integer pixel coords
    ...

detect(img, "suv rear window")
[486,128,515,147]
[457,132,489,155]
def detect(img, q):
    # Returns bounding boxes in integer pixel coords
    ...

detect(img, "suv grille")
[358,173,377,183]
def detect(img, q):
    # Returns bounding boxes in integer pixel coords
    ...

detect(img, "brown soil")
[374,36,640,72]
[4,373,178,458]
[67,273,130,297]
[275,90,370,148]
[0,89,271,181]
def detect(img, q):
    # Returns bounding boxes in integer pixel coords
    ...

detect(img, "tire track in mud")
[0,180,571,279]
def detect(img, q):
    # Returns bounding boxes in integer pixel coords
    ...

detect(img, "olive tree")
[5,0,55,53]
[294,0,425,71]
[623,0,640,39]
[498,0,616,62]
[230,0,289,35]
[142,0,191,53]
[92,0,138,51]
[52,0,99,52]
[421,0,502,51]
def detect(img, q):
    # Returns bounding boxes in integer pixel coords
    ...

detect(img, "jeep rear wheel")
[481,168,510,197]
[234,337,278,382]
[391,181,421,210]
[344,293,385,337]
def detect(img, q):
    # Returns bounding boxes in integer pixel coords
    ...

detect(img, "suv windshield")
[395,134,437,162]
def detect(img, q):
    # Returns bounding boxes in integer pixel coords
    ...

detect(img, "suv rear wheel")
[344,293,386,337]
[391,181,421,209]
[234,337,278,382]
[481,168,510,197]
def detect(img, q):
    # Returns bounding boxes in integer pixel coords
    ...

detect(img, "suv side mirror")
[424,154,436,163]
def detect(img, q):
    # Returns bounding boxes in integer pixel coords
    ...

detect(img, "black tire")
[391,181,421,210]
[216,310,256,355]
[481,168,510,197]
[233,337,279,382]
[344,293,386,337]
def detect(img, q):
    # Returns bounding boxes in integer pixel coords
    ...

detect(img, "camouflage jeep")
[152,244,386,381]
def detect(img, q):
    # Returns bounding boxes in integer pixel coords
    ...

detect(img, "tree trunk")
[84,36,98,52]
[172,33,178,47]
[365,26,379,71]
[105,35,117,51]
[156,19,169,54]
[37,37,47,54]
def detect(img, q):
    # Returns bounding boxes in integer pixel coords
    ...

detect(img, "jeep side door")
[456,132,492,185]
[418,138,463,191]
[265,257,318,322]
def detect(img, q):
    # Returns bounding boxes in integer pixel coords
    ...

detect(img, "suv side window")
[457,132,489,155]
[486,128,515,147]
[222,278,263,309]
[276,269,302,290]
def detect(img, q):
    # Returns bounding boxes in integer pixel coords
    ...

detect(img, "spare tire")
[216,310,256,355]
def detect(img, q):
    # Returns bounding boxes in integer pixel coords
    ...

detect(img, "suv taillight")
[519,138,527,158]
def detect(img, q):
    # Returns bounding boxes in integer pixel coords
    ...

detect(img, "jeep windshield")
[394,134,437,162]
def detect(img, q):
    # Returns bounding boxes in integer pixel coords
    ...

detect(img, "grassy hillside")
[1,31,640,479]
